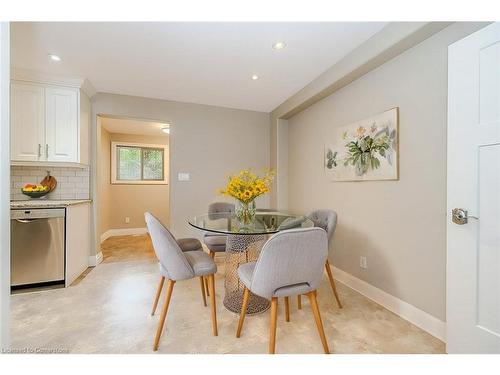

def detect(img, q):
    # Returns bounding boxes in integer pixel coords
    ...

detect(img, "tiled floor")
[10,235,445,354]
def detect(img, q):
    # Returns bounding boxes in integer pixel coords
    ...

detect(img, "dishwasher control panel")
[11,208,66,220]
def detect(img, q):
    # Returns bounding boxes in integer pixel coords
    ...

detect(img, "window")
[111,142,168,184]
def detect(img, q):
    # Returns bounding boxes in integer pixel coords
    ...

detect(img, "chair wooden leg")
[205,252,215,298]
[269,297,278,354]
[325,260,342,308]
[199,276,207,307]
[208,274,218,336]
[153,279,175,351]
[297,294,302,309]
[306,291,330,354]
[236,287,250,337]
[284,296,290,322]
[151,276,165,316]
[204,277,210,297]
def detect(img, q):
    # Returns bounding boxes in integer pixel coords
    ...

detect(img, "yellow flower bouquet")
[219,169,274,225]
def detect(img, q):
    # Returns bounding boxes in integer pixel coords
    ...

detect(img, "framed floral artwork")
[324,108,399,181]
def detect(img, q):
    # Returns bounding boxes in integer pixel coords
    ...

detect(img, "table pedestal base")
[223,234,269,314]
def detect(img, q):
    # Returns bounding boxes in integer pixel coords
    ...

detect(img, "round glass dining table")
[188,211,314,314]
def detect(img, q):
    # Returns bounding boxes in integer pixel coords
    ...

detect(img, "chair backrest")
[250,227,328,299]
[208,202,235,219]
[145,212,194,281]
[307,209,337,244]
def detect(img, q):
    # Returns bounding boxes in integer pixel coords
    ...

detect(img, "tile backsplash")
[11,166,90,201]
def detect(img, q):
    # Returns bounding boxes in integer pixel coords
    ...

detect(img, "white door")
[45,86,78,162]
[10,82,45,161]
[447,23,500,353]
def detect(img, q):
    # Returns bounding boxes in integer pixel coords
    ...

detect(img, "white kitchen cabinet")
[10,83,45,162]
[45,87,78,162]
[65,202,91,287]
[10,81,85,164]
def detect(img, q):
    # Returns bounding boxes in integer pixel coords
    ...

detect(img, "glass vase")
[235,199,256,227]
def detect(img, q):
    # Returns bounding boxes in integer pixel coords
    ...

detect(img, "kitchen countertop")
[10,199,92,209]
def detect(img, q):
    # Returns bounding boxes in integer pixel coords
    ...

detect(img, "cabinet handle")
[45,144,49,158]
[38,144,42,158]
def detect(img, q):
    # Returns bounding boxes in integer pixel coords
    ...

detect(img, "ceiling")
[11,22,387,112]
[100,116,169,137]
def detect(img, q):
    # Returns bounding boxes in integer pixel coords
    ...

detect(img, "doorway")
[96,115,170,263]
[446,22,499,353]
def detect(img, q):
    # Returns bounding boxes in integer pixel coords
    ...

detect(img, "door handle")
[38,144,42,158]
[45,144,49,158]
[452,208,479,225]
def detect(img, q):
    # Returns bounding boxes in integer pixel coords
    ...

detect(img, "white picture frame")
[324,108,399,182]
[111,141,168,185]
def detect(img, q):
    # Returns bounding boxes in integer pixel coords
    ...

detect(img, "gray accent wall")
[91,93,270,249]
[286,23,488,321]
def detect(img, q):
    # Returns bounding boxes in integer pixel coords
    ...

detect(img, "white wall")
[0,22,10,349]
[286,23,488,321]
[91,93,271,253]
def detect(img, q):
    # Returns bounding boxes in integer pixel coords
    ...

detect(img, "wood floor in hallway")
[101,234,156,263]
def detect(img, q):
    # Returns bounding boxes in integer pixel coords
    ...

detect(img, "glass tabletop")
[188,211,314,235]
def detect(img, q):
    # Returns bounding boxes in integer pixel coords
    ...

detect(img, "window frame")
[111,141,168,185]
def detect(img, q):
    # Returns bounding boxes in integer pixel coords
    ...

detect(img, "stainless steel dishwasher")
[11,208,65,289]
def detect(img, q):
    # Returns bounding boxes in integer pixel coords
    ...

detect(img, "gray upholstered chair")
[152,235,206,311]
[201,202,235,297]
[235,227,330,354]
[174,237,213,302]
[297,209,342,310]
[176,237,204,252]
[203,202,235,258]
[145,212,218,351]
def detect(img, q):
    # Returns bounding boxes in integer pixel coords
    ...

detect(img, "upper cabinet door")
[45,87,79,162]
[10,82,45,161]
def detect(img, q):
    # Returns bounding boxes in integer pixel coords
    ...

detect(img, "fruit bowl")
[21,190,50,198]
[21,184,50,199]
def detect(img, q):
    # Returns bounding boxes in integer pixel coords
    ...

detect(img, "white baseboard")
[332,266,446,342]
[100,227,148,243]
[88,251,103,267]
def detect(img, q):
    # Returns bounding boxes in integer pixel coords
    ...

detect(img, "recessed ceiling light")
[161,127,170,134]
[251,74,259,80]
[48,54,61,62]
[272,41,287,50]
